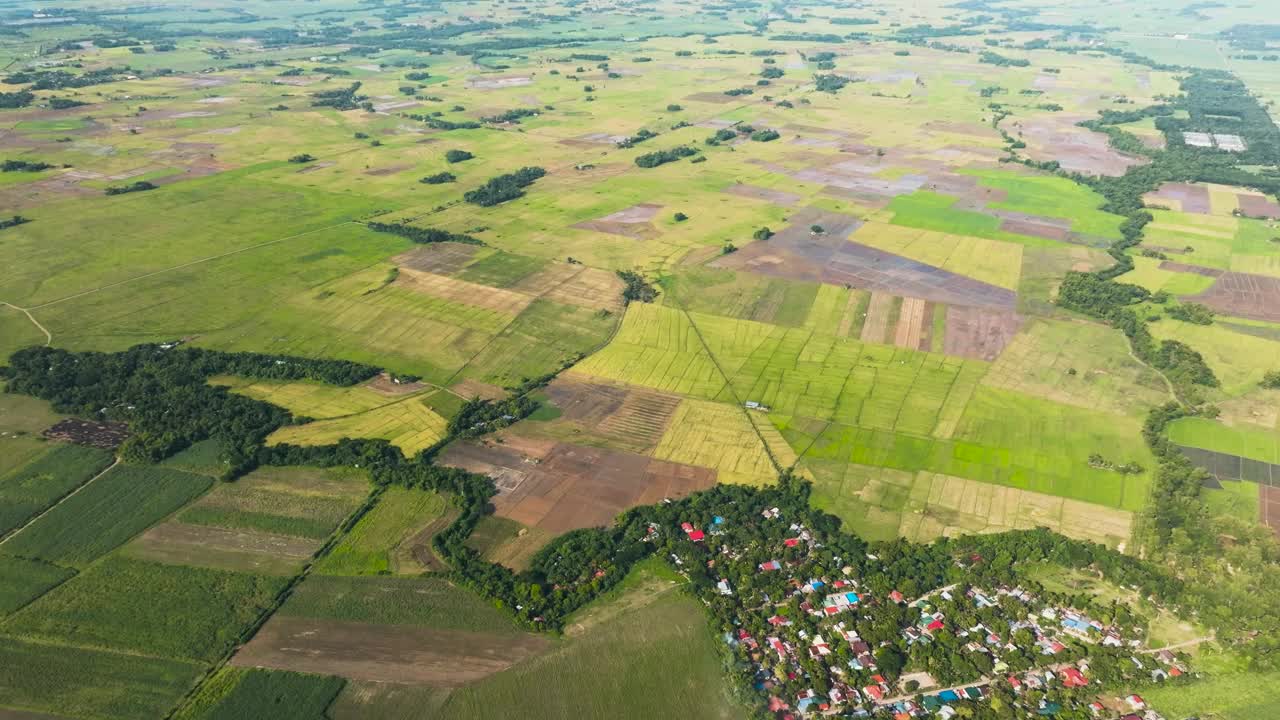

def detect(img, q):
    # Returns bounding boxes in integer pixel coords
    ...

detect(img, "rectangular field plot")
[0,556,74,616]
[211,375,426,420]
[0,444,115,538]
[315,487,449,576]
[570,304,729,398]
[280,575,524,634]
[653,400,782,486]
[2,465,211,568]
[266,396,449,457]
[172,667,345,720]
[809,464,1133,548]
[0,638,201,720]
[1167,417,1280,466]
[457,299,618,389]
[178,466,368,541]
[230,616,550,687]
[4,555,287,663]
[845,223,1024,290]
[124,521,323,576]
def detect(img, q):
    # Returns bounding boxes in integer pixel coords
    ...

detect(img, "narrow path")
[1,300,52,345]
[1141,635,1215,654]
[0,458,120,545]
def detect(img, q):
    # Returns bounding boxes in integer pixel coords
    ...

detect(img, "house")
[759,560,782,572]
[784,537,801,548]
[1088,701,1105,716]
[1061,668,1087,687]
[926,619,945,632]
[716,579,733,595]
[1007,676,1021,692]
[1156,649,1176,664]
[889,590,905,604]
[862,685,884,702]
[768,615,792,627]
[1126,695,1146,710]
[680,522,694,533]
[688,529,705,542]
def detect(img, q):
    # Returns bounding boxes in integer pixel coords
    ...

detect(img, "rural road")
[1,300,52,345]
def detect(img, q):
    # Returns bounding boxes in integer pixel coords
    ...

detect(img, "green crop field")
[315,487,448,575]
[279,575,524,633]
[1,464,211,567]
[0,443,115,537]
[4,555,287,662]
[0,638,201,720]
[0,555,74,616]
[1167,417,1280,465]
[173,667,345,720]
[179,466,368,540]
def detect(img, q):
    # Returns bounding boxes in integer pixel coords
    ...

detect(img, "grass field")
[173,667,345,720]
[0,555,74,616]
[2,464,211,567]
[0,637,201,720]
[280,575,523,633]
[4,555,286,662]
[0,389,66,478]
[213,375,427,419]
[1148,318,1280,394]
[0,443,115,537]
[315,487,449,575]
[1167,417,1280,465]
[1145,652,1280,720]
[179,466,368,540]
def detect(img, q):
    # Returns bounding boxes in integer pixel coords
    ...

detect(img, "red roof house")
[688,529,705,542]
[1061,668,1088,687]
[863,685,884,701]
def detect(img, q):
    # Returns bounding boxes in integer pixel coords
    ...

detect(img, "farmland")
[1,0,1279,717]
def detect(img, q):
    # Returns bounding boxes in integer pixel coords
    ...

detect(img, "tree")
[445,149,474,163]
[753,227,774,241]
[673,212,688,222]
[288,154,316,163]
[810,224,825,234]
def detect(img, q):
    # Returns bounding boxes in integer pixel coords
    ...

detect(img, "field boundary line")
[1,301,52,345]
[28,222,359,311]
[0,457,119,546]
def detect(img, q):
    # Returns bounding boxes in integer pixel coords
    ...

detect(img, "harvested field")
[859,292,895,344]
[42,419,128,449]
[1238,193,1280,219]
[393,243,482,275]
[541,377,682,451]
[232,616,550,686]
[441,437,716,534]
[539,266,626,312]
[452,378,507,401]
[571,203,664,240]
[653,400,785,486]
[999,217,1071,241]
[943,305,1024,361]
[1184,270,1280,322]
[126,521,321,575]
[722,183,802,207]
[893,297,931,351]
[1145,182,1211,214]
[467,75,532,89]
[394,267,533,315]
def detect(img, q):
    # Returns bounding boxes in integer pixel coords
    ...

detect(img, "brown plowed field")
[441,438,715,534]
[232,616,549,686]
[943,306,1024,361]
[393,243,482,275]
[1184,271,1280,322]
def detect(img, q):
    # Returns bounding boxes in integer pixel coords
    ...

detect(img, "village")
[650,502,1191,720]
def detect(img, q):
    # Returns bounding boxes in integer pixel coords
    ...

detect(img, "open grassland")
[280,575,523,633]
[0,389,68,477]
[179,466,367,540]
[982,317,1171,417]
[1147,318,1279,394]
[161,439,230,478]
[1145,653,1280,720]
[1117,256,1219,295]
[465,515,555,572]
[0,638,201,720]
[429,562,745,720]
[4,555,286,663]
[0,556,74,616]
[173,667,345,720]
[0,444,115,537]
[316,487,448,576]
[267,395,449,457]
[966,170,1122,239]
[653,400,781,486]
[884,191,1063,248]
[2,465,210,568]
[1167,417,1280,465]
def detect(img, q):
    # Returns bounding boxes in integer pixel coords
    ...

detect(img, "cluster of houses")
[667,509,1184,720]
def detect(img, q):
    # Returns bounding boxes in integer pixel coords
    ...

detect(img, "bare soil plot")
[1238,194,1280,219]
[943,306,1024,361]
[441,437,715,534]
[722,183,802,207]
[571,203,664,240]
[126,521,320,575]
[1015,114,1149,177]
[394,267,533,315]
[542,377,682,451]
[1145,183,1211,214]
[42,419,129,449]
[1183,270,1280,322]
[232,616,549,686]
[393,243,482,275]
[451,378,507,401]
[467,75,532,89]
[999,216,1071,241]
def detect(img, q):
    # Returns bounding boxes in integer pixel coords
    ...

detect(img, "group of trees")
[634,146,698,168]
[0,91,34,109]
[310,82,365,110]
[616,128,657,149]
[104,181,156,196]
[480,107,540,124]
[365,222,484,246]
[419,172,456,184]
[463,166,546,206]
[0,215,30,230]
[444,149,474,163]
[2,160,53,172]
[617,270,658,304]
